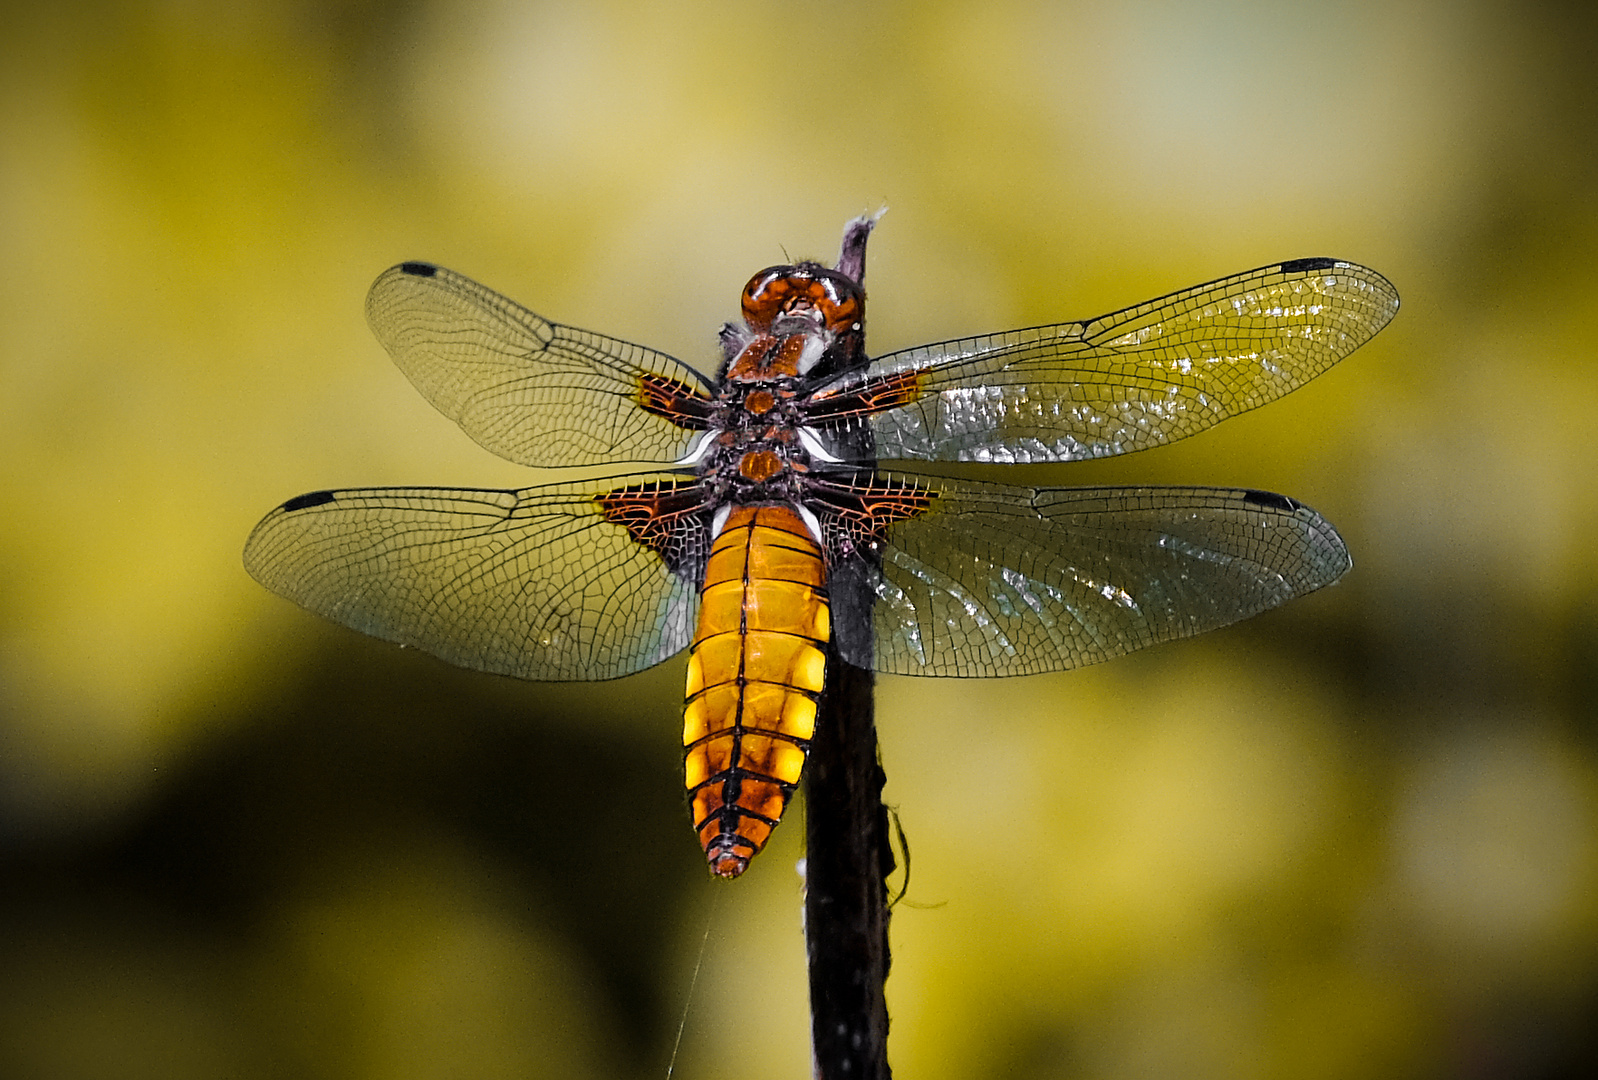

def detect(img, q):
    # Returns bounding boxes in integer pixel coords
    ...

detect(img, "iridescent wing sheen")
[366,263,714,468]
[813,474,1351,677]
[243,475,711,681]
[808,258,1398,463]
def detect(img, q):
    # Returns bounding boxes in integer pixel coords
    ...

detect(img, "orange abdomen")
[684,505,829,877]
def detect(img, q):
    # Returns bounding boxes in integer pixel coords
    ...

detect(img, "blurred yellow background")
[3,1,1595,1077]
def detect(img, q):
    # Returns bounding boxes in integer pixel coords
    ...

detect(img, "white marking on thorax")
[675,430,715,466]
[794,336,826,374]
[794,503,824,546]
[797,426,841,463]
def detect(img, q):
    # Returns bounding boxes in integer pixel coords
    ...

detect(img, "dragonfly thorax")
[699,415,812,505]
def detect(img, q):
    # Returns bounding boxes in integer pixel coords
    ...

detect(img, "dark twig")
[802,213,894,1080]
[804,656,893,1079]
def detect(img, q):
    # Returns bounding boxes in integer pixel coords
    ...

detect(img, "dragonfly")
[245,216,1398,878]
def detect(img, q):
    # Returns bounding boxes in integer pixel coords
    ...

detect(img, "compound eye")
[741,266,864,334]
[741,267,794,330]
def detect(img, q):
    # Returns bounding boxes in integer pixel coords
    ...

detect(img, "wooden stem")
[801,210,893,1079]
[804,655,893,1079]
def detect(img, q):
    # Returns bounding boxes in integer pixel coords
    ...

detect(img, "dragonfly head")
[722,263,866,381]
[741,262,864,339]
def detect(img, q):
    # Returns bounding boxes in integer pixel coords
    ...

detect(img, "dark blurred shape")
[1,633,698,1074]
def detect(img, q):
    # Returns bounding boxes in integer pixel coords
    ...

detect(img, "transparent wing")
[821,475,1350,676]
[366,263,715,468]
[810,258,1398,463]
[243,475,711,681]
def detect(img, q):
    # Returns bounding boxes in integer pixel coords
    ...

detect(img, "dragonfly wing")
[814,474,1350,676]
[244,475,711,681]
[809,258,1398,463]
[367,263,715,468]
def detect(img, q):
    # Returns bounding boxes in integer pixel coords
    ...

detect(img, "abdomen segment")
[684,505,829,877]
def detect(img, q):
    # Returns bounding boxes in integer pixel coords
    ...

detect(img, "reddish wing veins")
[636,373,714,430]
[805,472,940,553]
[803,370,925,423]
[595,479,715,576]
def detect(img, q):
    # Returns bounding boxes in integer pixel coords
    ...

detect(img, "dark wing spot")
[398,262,438,277]
[1242,489,1299,511]
[1278,257,1338,274]
[282,490,337,512]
